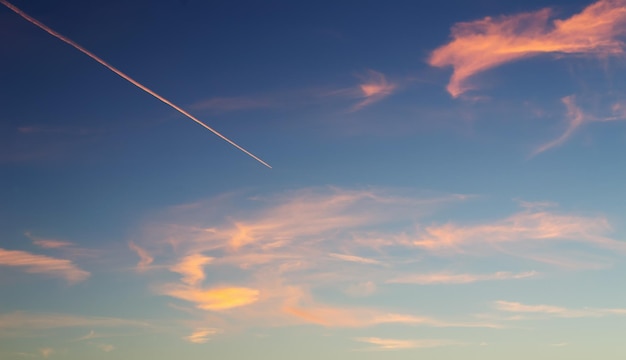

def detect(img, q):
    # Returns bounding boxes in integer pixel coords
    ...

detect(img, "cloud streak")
[350,70,397,111]
[532,95,626,155]
[388,271,537,285]
[0,0,271,168]
[354,337,461,351]
[413,208,623,254]
[0,312,151,336]
[128,241,154,271]
[184,328,220,344]
[495,300,626,319]
[0,248,89,283]
[429,0,626,97]
[25,232,73,249]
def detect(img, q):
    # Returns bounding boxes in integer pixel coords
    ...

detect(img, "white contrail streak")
[1,0,271,168]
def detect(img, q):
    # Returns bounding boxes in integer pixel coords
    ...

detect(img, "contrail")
[0,0,271,168]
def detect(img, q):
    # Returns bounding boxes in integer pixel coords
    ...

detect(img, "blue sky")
[1,0,626,358]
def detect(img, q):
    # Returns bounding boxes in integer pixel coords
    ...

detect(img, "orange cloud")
[0,248,89,283]
[429,0,626,96]
[388,271,537,285]
[184,328,220,343]
[160,285,259,311]
[170,254,213,286]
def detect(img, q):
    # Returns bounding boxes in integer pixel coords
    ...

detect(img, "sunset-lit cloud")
[495,300,626,318]
[170,254,213,286]
[388,271,537,285]
[192,70,396,114]
[25,232,72,249]
[128,241,154,271]
[351,70,397,111]
[39,348,54,358]
[184,328,220,344]
[131,187,622,335]
[329,253,382,265]
[413,208,623,254]
[532,95,626,155]
[429,0,626,96]
[0,248,89,283]
[0,312,151,337]
[160,285,260,311]
[354,337,460,351]
[283,302,497,328]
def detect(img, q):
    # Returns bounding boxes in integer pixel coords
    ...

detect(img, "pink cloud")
[0,248,89,283]
[351,70,397,111]
[413,208,623,254]
[429,0,626,97]
[128,241,154,271]
[25,232,73,249]
[388,271,537,285]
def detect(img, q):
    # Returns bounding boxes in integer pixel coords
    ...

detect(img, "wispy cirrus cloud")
[429,0,626,97]
[413,207,623,254]
[132,188,620,335]
[184,328,220,344]
[128,241,154,271]
[350,70,397,111]
[0,248,89,283]
[169,254,213,286]
[388,271,537,285]
[191,70,397,113]
[532,95,626,155]
[25,232,73,249]
[0,311,151,338]
[495,300,626,318]
[39,348,54,358]
[354,337,461,351]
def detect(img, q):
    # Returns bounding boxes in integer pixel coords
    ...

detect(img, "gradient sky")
[2,0,626,359]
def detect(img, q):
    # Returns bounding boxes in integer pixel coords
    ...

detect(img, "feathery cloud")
[170,254,213,286]
[25,232,72,249]
[351,70,397,111]
[532,95,626,155]
[354,337,461,351]
[0,312,151,338]
[128,241,154,271]
[495,300,626,318]
[429,0,626,97]
[388,271,537,285]
[184,328,220,344]
[413,208,622,253]
[133,188,618,334]
[0,248,89,283]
